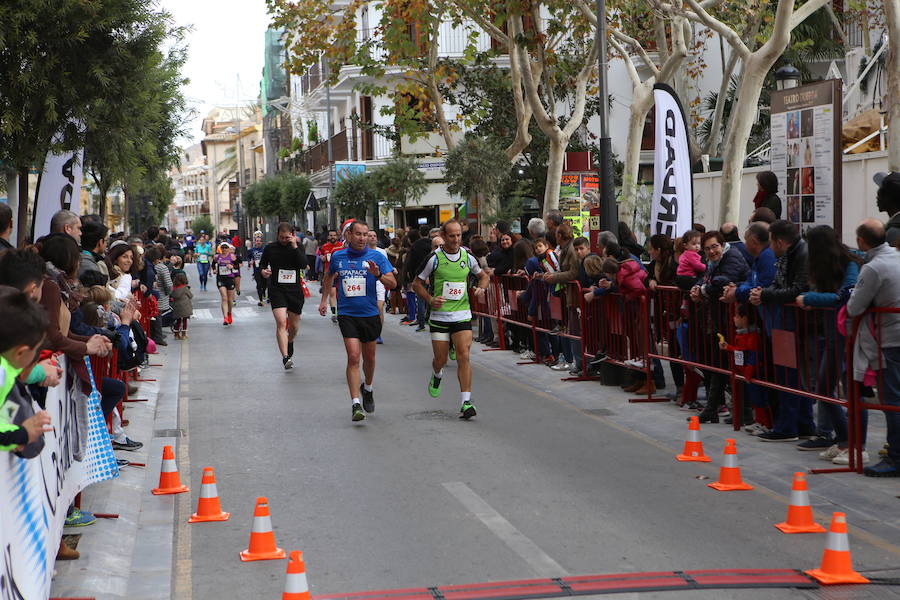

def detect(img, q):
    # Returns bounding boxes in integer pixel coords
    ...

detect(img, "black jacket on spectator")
[760,193,783,219]
[487,246,514,276]
[761,238,809,304]
[700,246,749,301]
[404,237,433,285]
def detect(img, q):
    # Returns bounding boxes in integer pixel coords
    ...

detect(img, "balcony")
[302,129,349,173]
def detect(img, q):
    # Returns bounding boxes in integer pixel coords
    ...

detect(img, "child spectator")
[170,272,193,340]
[718,303,771,433]
[675,229,705,290]
[0,286,53,452]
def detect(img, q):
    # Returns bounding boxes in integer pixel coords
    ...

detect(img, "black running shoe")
[287,341,294,359]
[360,384,374,413]
[283,356,293,370]
[352,403,365,422]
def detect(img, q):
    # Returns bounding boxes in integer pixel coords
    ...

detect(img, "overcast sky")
[159,0,273,147]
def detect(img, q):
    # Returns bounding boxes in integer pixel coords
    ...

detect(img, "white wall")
[689,151,889,245]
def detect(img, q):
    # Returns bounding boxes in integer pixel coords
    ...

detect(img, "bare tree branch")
[611,28,660,78]
[609,35,642,87]
[683,0,751,58]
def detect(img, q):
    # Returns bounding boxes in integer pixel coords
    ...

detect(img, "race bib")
[442,281,466,301]
[342,277,366,297]
[199,256,209,263]
[218,264,231,276]
[278,269,297,284]
[734,351,744,366]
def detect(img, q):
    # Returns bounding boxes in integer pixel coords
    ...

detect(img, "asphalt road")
[176,268,900,600]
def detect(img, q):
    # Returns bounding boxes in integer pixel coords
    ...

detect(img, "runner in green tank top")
[412,219,489,419]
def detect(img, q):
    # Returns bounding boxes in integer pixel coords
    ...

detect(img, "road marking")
[174,343,192,600]
[442,481,568,578]
[193,308,213,321]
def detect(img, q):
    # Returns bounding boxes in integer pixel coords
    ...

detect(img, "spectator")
[150,248,173,344]
[78,220,109,285]
[543,209,563,248]
[753,171,782,219]
[596,230,618,257]
[0,203,13,250]
[469,237,496,346]
[527,217,546,240]
[145,226,159,244]
[749,206,777,224]
[750,220,812,442]
[874,172,900,247]
[49,209,82,243]
[847,219,900,477]
[728,223,776,305]
[0,249,46,300]
[618,221,645,260]
[486,233,514,276]
[797,225,863,461]
[675,229,705,290]
[720,222,752,266]
[105,240,140,301]
[542,223,579,370]
[303,231,318,280]
[170,272,193,340]
[646,234,682,395]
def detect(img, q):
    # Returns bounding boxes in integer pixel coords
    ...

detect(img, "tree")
[0,0,181,243]
[126,169,174,233]
[280,173,312,219]
[191,215,213,236]
[444,136,511,230]
[370,156,427,228]
[676,0,831,223]
[332,171,378,220]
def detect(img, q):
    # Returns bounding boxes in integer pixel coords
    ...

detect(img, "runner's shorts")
[216,276,235,290]
[429,319,472,340]
[376,280,386,302]
[269,286,305,314]
[338,315,382,343]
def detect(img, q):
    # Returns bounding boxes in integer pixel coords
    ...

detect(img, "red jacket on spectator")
[616,259,648,299]
[722,327,760,379]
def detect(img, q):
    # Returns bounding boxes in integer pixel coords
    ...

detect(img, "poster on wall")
[769,79,842,235]
[559,172,600,237]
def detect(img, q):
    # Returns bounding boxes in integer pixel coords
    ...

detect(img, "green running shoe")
[65,508,96,527]
[352,403,365,422]
[428,374,442,398]
[459,401,477,420]
[449,346,457,361]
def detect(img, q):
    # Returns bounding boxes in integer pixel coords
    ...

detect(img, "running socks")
[434,369,443,379]
[363,383,373,392]
[461,391,471,404]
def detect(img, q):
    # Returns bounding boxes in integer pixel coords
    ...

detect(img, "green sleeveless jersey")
[430,248,473,323]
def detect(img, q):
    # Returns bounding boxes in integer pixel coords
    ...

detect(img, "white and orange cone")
[152,445,189,495]
[188,467,230,523]
[282,551,311,600]
[774,472,825,534]
[707,439,753,491]
[806,512,869,585]
[239,497,286,561]
[676,416,712,462]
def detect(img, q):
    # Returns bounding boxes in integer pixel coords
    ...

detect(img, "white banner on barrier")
[31,122,84,242]
[0,356,117,599]
[651,84,693,239]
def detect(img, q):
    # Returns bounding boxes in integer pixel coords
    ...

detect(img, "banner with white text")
[651,84,693,239]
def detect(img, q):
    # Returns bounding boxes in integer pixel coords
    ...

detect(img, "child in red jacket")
[718,304,772,432]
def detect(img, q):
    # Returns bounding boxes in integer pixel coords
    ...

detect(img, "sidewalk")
[386,312,900,553]
[50,342,182,600]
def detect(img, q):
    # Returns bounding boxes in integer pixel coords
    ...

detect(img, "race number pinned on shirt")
[734,351,744,366]
[442,281,466,300]
[218,264,231,276]
[277,269,297,284]
[342,277,366,297]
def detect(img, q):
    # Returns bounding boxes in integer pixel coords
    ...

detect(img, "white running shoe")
[623,358,645,368]
[832,449,869,465]
[550,361,571,371]
[818,444,841,461]
[744,423,767,436]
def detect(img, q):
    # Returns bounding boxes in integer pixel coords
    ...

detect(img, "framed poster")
[769,79,842,236]
[559,172,600,237]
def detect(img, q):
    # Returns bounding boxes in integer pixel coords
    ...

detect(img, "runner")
[412,219,489,420]
[319,229,342,323]
[247,235,267,306]
[184,230,195,263]
[366,230,395,344]
[214,242,238,326]
[260,223,308,370]
[195,232,213,291]
[318,221,395,421]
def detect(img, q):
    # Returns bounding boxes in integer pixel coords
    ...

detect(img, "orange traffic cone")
[188,467,230,523]
[707,439,753,491]
[676,416,712,462]
[774,472,825,534]
[239,497,286,561]
[805,512,869,585]
[152,445,189,495]
[282,551,311,600]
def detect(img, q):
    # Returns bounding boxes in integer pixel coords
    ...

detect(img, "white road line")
[442,481,568,578]
[193,308,213,321]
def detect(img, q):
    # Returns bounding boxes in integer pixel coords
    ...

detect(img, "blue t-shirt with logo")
[329,247,393,318]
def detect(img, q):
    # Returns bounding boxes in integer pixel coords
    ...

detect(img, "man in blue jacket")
[723,223,776,304]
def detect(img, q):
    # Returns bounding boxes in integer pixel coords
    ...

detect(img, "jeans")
[101,377,125,417]
[773,365,816,436]
[882,347,900,462]
[197,261,210,287]
[416,296,426,328]
[406,291,417,321]
[480,316,493,341]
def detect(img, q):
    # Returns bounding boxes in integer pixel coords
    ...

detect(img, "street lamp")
[774,64,801,91]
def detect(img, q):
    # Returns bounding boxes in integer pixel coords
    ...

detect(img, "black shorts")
[338,315,382,343]
[429,319,473,335]
[217,276,235,290]
[269,286,304,314]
